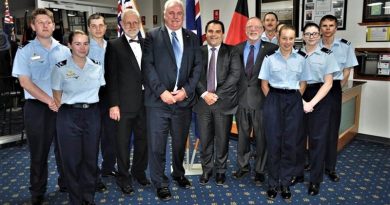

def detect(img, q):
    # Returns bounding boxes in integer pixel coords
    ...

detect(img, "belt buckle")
[82,104,89,109]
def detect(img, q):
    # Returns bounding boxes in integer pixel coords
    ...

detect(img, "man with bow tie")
[104,8,150,196]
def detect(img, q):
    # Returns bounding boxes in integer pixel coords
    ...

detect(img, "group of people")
[11,0,358,204]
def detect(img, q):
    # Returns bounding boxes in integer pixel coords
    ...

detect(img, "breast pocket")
[30,61,50,80]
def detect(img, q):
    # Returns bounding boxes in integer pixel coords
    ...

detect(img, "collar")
[207,44,221,52]
[245,40,261,50]
[90,38,106,48]
[32,37,60,50]
[124,34,139,43]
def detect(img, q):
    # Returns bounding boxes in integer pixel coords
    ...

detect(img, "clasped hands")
[160,88,187,105]
[303,100,314,113]
[203,92,218,105]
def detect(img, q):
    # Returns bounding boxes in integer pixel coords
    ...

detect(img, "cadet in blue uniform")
[259,25,309,201]
[293,23,339,196]
[319,15,358,182]
[51,30,105,205]
[11,8,70,205]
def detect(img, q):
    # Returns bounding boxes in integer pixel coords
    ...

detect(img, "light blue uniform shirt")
[88,38,106,67]
[319,38,358,80]
[302,46,339,84]
[243,40,260,66]
[51,57,105,104]
[12,37,71,99]
[259,48,309,90]
[261,32,278,45]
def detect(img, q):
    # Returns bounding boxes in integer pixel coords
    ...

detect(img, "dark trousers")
[197,109,232,175]
[325,80,342,171]
[298,86,331,183]
[236,106,266,174]
[263,91,303,187]
[98,103,117,174]
[57,105,100,205]
[115,109,148,187]
[24,100,65,198]
[146,106,192,188]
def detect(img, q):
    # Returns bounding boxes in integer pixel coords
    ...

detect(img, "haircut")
[319,14,338,27]
[164,0,184,15]
[205,20,225,34]
[68,30,88,44]
[278,24,295,36]
[31,8,54,23]
[88,13,105,26]
[121,8,141,21]
[302,22,320,32]
[263,12,279,22]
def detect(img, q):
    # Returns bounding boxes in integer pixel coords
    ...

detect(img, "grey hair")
[121,8,141,21]
[164,0,184,15]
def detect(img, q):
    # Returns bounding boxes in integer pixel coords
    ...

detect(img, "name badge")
[31,55,42,61]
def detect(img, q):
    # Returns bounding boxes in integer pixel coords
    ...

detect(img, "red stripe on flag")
[225,12,248,46]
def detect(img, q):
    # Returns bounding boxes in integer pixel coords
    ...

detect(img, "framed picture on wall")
[362,0,390,23]
[301,0,347,30]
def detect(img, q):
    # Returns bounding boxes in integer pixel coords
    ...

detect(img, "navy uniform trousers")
[263,89,303,188]
[24,99,65,198]
[325,80,342,171]
[57,104,100,205]
[296,84,331,183]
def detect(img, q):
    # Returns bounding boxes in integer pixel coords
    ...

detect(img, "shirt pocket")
[30,61,50,81]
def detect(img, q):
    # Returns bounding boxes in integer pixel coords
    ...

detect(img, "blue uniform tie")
[171,31,182,90]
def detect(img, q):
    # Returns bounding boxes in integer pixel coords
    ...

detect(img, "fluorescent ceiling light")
[367,2,383,6]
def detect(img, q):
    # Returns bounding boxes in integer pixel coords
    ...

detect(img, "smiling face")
[303,26,320,47]
[206,23,224,47]
[31,14,55,39]
[69,33,89,59]
[245,18,264,44]
[121,12,140,39]
[278,28,295,53]
[164,3,184,31]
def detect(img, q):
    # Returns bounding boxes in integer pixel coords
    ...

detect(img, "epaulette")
[90,59,101,65]
[320,47,332,54]
[55,60,67,68]
[18,41,30,49]
[297,49,308,58]
[340,38,351,45]
[265,50,276,58]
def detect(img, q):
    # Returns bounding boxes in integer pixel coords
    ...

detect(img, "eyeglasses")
[303,32,320,38]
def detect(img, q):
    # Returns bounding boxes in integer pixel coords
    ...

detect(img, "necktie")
[207,47,216,93]
[129,39,140,43]
[246,45,254,78]
[171,31,182,90]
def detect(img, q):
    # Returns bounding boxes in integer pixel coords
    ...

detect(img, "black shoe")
[172,175,191,189]
[199,173,211,186]
[281,186,292,200]
[157,187,172,201]
[95,181,107,193]
[290,175,304,186]
[254,173,265,185]
[82,200,96,205]
[266,187,277,200]
[31,195,44,205]
[59,186,67,193]
[304,164,311,171]
[325,169,340,182]
[308,182,320,196]
[215,173,226,186]
[133,175,151,187]
[233,169,249,179]
[118,184,134,195]
[102,170,118,178]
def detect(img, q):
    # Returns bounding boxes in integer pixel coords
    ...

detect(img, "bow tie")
[129,39,140,43]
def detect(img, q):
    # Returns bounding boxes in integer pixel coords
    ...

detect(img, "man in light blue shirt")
[319,15,358,183]
[11,8,70,204]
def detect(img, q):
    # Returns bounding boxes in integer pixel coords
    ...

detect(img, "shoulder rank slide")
[340,38,351,45]
[55,60,67,68]
[265,50,276,58]
[320,47,332,54]
[90,59,101,65]
[297,49,308,58]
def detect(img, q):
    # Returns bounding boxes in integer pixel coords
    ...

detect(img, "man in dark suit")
[233,17,278,185]
[193,20,240,186]
[105,9,150,196]
[142,0,202,201]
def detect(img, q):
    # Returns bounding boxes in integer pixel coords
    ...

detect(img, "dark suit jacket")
[236,40,278,110]
[193,44,241,115]
[104,35,144,113]
[142,26,202,108]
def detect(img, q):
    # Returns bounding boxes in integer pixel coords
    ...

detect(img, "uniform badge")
[65,70,79,79]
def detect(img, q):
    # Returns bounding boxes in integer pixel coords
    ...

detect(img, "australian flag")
[186,0,203,45]
[117,0,144,38]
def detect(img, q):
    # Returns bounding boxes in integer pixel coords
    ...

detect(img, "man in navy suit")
[105,9,150,196]
[142,0,202,201]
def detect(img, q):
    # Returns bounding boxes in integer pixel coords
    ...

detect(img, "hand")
[160,90,176,104]
[109,106,121,121]
[171,89,186,102]
[303,101,314,113]
[48,99,58,112]
[203,93,218,105]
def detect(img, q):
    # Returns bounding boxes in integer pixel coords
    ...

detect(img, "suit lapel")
[120,35,142,76]
[161,26,176,66]
[252,41,267,78]
[216,44,227,83]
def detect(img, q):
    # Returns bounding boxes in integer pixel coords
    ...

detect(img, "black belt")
[307,83,323,89]
[269,86,298,94]
[63,103,97,109]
